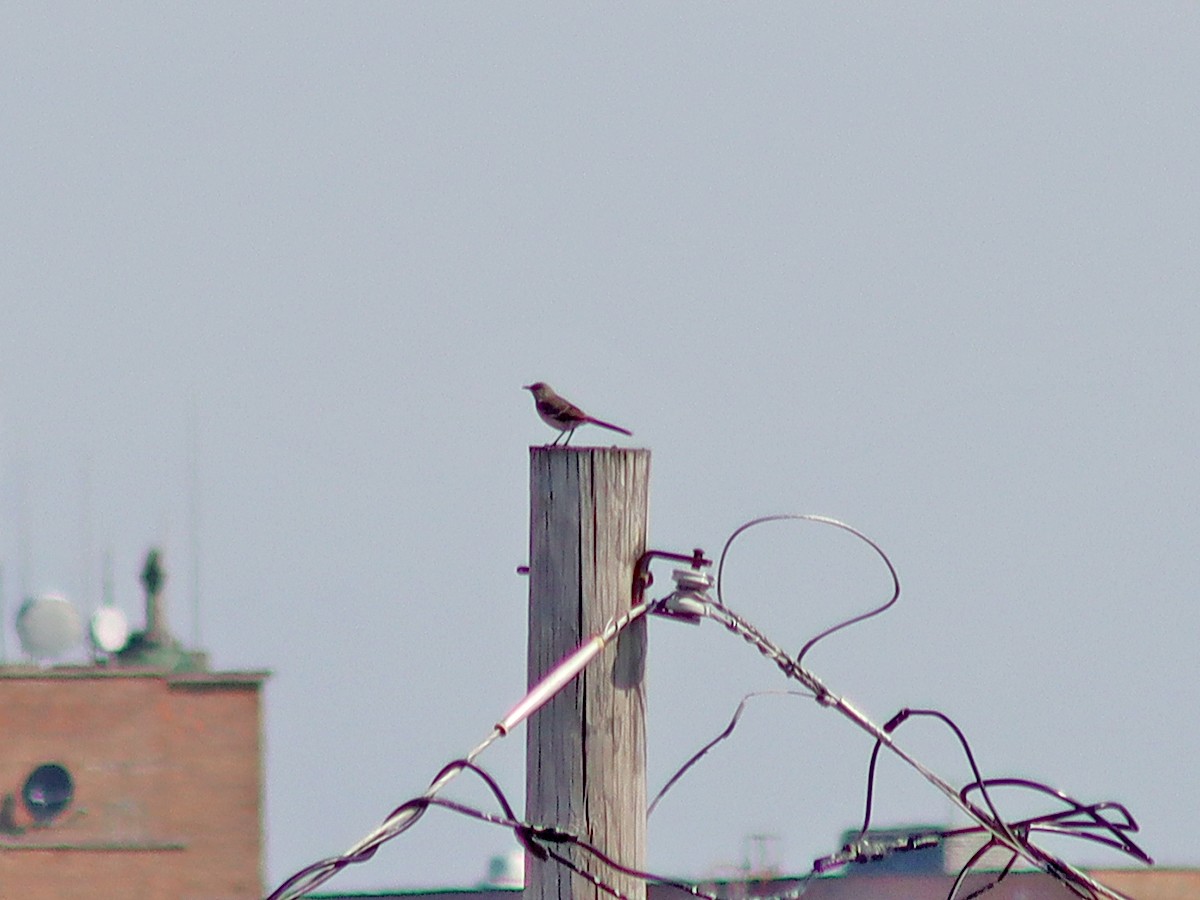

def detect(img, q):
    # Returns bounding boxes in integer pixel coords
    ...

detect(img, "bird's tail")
[587,417,633,436]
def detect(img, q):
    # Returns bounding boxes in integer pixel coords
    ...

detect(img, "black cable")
[268,759,735,900]
[648,690,811,817]
[947,842,1017,900]
[849,710,1146,900]
[267,759,535,899]
[959,779,1151,865]
[703,598,1143,900]
[855,707,1104,900]
[714,514,900,666]
[273,513,1144,900]
[858,735,886,836]
[877,708,1018,848]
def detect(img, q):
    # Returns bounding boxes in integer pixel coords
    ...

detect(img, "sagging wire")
[884,708,1023,856]
[714,514,900,666]
[949,843,1018,900]
[265,748,505,899]
[528,798,819,900]
[959,779,1150,863]
[706,620,1115,900]
[698,514,1144,900]
[424,781,734,900]
[945,780,1151,900]
[648,691,812,818]
[271,513,1148,900]
[267,599,655,900]
[535,826,727,900]
[845,708,1151,900]
[279,752,732,900]
[644,688,1111,899]
[642,657,1141,899]
[270,530,835,898]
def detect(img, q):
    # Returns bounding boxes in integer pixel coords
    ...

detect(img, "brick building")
[0,550,268,899]
[0,666,267,899]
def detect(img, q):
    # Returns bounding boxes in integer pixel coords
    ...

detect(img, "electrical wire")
[266,601,653,900]
[615,679,1141,900]
[270,512,1147,900]
[958,779,1151,864]
[848,708,1150,900]
[277,758,729,900]
[714,514,900,666]
[947,841,1018,900]
[705,515,1143,900]
[648,690,812,818]
[884,708,1023,854]
[265,740,503,900]
[699,600,1139,899]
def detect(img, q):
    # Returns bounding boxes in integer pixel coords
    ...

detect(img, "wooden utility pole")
[526,446,650,900]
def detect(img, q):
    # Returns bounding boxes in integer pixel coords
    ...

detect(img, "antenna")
[79,461,94,607]
[188,401,202,649]
[16,455,30,602]
[102,549,114,606]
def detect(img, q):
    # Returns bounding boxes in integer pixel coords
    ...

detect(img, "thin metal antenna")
[187,401,202,649]
[102,549,114,606]
[16,455,31,603]
[79,461,94,607]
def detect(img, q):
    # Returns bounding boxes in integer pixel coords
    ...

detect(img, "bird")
[523,382,632,446]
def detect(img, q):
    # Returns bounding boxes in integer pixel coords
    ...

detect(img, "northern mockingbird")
[523,382,633,446]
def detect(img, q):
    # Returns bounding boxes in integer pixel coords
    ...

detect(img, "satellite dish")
[90,606,130,654]
[16,593,84,660]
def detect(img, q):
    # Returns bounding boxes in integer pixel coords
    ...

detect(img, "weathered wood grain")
[526,446,650,900]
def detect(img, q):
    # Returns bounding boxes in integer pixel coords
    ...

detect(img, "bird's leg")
[551,431,564,446]
[563,428,574,447]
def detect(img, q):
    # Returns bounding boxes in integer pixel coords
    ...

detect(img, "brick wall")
[0,668,267,900]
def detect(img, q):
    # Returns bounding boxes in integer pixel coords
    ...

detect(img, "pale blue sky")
[2,4,1197,892]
